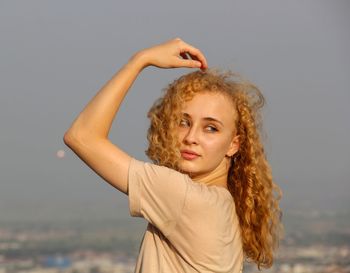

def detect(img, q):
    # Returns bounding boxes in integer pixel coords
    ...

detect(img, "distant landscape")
[1,208,349,273]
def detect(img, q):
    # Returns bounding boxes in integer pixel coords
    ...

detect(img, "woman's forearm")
[64,38,207,143]
[64,52,148,141]
[61,39,207,194]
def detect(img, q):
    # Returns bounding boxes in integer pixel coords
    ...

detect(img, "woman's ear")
[226,135,240,157]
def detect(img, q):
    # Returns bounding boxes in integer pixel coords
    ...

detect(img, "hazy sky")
[1,0,349,222]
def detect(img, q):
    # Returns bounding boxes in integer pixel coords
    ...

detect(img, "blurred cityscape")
[0,209,349,273]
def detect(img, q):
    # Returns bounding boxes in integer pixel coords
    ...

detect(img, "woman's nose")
[183,126,199,145]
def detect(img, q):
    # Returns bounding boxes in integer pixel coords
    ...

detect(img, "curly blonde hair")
[146,68,284,269]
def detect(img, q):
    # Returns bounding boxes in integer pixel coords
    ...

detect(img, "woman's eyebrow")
[182,113,224,126]
[203,117,224,126]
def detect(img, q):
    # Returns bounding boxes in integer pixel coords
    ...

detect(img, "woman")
[64,38,283,272]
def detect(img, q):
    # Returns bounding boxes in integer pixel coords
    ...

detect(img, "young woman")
[64,38,283,273]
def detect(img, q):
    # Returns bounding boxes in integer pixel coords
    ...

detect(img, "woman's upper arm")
[128,158,189,235]
[63,133,131,195]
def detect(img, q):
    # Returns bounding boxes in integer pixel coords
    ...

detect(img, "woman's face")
[177,91,240,178]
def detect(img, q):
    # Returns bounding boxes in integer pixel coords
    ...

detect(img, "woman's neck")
[191,157,230,189]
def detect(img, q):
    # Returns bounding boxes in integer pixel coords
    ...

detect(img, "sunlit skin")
[177,91,240,180]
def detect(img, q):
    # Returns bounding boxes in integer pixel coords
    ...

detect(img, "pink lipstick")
[180,150,199,160]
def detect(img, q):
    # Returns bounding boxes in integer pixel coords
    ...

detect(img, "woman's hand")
[133,38,208,71]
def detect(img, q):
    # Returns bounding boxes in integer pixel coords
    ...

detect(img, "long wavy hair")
[146,68,283,270]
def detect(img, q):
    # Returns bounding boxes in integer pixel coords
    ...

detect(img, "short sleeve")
[127,158,189,236]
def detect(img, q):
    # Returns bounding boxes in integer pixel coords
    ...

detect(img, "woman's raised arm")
[63,38,207,195]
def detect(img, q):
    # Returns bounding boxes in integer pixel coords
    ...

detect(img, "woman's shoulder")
[130,158,234,209]
[183,180,235,214]
[129,157,190,182]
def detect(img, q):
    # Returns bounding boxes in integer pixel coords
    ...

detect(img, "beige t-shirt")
[128,158,244,273]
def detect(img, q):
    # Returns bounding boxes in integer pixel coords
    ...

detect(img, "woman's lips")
[180,150,199,160]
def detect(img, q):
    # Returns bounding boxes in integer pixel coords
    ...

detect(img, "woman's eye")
[206,125,218,132]
[179,119,190,127]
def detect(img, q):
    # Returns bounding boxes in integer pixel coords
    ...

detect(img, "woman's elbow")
[63,130,79,147]
[63,130,98,150]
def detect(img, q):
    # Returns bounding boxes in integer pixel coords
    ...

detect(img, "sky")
[0,0,349,223]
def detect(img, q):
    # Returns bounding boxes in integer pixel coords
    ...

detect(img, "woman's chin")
[178,166,201,178]
[178,161,195,173]
[178,165,195,176]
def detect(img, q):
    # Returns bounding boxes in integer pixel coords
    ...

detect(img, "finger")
[180,43,208,69]
[186,52,198,61]
[175,38,208,68]
[186,52,207,71]
[174,57,202,68]
[178,52,202,68]
[186,48,207,70]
